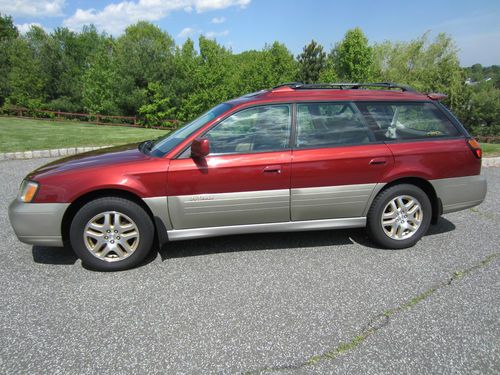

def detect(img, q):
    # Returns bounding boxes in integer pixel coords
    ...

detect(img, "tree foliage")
[0,13,18,105]
[372,33,465,114]
[113,21,175,115]
[0,17,498,135]
[332,27,373,82]
[82,38,117,114]
[297,40,326,83]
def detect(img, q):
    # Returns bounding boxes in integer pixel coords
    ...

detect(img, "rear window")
[355,102,460,141]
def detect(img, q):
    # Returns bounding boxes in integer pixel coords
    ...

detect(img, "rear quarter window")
[355,102,460,141]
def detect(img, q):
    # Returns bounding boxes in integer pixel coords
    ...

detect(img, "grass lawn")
[0,117,168,152]
[480,143,500,157]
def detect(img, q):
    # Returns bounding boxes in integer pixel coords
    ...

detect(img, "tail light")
[466,138,482,159]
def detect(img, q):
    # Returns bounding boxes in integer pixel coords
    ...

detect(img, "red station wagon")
[9,83,487,271]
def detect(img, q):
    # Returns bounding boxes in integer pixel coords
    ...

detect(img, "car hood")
[28,143,151,179]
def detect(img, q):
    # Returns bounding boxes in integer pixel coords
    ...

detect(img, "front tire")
[70,197,154,271]
[367,184,431,249]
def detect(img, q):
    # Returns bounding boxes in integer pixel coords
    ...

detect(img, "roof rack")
[272,82,416,93]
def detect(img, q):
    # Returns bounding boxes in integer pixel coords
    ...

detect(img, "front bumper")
[8,200,70,247]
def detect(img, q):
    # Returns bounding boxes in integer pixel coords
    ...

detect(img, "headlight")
[18,180,39,203]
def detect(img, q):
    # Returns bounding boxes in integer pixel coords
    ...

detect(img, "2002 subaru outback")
[9,82,487,271]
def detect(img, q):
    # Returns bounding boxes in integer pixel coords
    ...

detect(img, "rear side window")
[355,102,460,141]
[296,102,373,148]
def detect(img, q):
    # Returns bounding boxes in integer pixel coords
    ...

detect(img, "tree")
[179,36,233,120]
[230,42,297,95]
[459,82,499,135]
[372,32,464,110]
[170,38,200,121]
[0,13,18,105]
[138,81,176,127]
[6,35,46,108]
[0,13,17,40]
[331,27,373,82]
[114,21,175,115]
[50,25,107,111]
[264,42,298,85]
[297,40,326,83]
[82,39,118,114]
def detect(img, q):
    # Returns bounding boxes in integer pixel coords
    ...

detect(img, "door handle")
[263,165,282,174]
[369,158,387,165]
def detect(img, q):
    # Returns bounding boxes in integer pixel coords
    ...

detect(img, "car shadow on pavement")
[159,228,360,260]
[350,217,457,249]
[30,218,456,265]
[32,245,78,265]
[160,217,457,260]
[426,217,456,236]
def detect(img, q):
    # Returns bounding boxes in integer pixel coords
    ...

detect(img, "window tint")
[296,102,373,148]
[356,102,460,141]
[205,105,291,154]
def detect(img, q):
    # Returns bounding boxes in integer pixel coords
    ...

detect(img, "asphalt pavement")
[0,158,498,374]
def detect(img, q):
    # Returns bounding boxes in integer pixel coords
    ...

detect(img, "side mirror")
[191,137,210,158]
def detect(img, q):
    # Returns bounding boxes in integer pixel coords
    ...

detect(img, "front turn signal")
[19,180,39,202]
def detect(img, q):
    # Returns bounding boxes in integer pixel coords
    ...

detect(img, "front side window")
[355,102,460,141]
[296,102,373,148]
[149,103,233,157]
[205,105,291,155]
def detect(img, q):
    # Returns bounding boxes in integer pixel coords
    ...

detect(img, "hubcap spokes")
[84,211,140,262]
[381,195,423,240]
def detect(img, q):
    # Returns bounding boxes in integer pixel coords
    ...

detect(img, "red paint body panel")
[291,144,394,188]
[384,138,481,181]
[167,151,291,196]
[31,145,169,203]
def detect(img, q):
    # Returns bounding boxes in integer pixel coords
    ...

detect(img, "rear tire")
[70,197,154,271]
[367,184,431,249]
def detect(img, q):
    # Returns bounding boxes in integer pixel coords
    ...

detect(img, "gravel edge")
[0,146,112,161]
[482,157,500,167]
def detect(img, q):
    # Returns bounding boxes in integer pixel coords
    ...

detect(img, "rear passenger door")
[290,102,394,221]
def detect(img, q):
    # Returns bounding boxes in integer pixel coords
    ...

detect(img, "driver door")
[166,104,292,229]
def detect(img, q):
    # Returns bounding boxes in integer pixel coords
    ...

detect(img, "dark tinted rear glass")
[355,102,460,141]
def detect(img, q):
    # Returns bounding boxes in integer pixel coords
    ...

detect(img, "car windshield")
[147,103,233,157]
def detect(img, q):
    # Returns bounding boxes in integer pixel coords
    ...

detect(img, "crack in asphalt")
[244,252,500,374]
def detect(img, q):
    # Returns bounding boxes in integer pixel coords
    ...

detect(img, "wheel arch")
[369,177,442,225]
[61,188,159,247]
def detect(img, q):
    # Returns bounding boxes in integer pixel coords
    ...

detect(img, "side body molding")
[291,183,385,220]
[167,189,290,229]
[430,175,487,214]
[143,197,172,230]
[166,217,366,241]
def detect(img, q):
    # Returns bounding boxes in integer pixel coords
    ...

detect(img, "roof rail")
[272,82,416,93]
